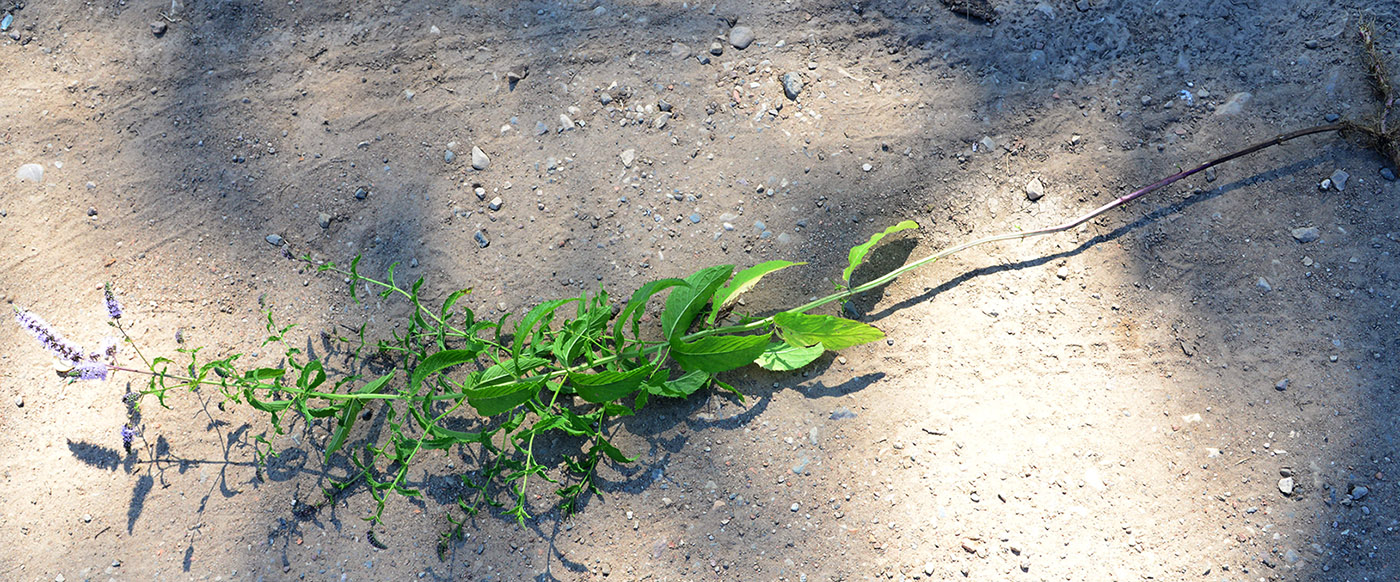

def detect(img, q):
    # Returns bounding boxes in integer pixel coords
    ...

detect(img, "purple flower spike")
[121,425,136,451]
[14,307,88,364]
[104,283,123,320]
[65,361,110,381]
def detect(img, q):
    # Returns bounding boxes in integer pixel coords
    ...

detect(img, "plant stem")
[696,123,1346,336]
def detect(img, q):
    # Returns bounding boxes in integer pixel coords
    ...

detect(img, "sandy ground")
[3,0,1399,580]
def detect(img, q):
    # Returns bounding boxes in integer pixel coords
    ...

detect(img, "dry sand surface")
[2,0,1399,580]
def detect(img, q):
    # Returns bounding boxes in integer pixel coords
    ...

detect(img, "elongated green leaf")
[409,349,478,395]
[467,379,544,416]
[243,368,285,382]
[324,373,394,461]
[475,355,551,387]
[669,333,771,373]
[567,365,654,403]
[708,260,806,324]
[441,287,473,320]
[245,389,293,413]
[592,436,637,463]
[755,340,827,371]
[422,423,487,450]
[842,220,918,284]
[298,360,327,391]
[612,278,687,348]
[647,369,711,398]
[773,312,885,351]
[513,298,580,358]
[661,265,734,342]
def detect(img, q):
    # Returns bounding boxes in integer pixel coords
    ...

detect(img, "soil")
[3,0,1399,580]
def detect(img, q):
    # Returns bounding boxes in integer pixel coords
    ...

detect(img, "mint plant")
[14,22,1398,554]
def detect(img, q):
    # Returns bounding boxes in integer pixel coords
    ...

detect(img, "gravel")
[781,72,803,100]
[265,234,284,246]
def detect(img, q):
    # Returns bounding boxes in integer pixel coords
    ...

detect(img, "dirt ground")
[3,0,1399,580]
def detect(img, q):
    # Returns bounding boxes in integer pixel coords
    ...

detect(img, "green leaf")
[243,367,286,382]
[660,265,734,342]
[567,365,654,403]
[297,360,327,391]
[513,298,579,359]
[475,355,551,388]
[712,378,745,403]
[440,287,473,320]
[708,260,805,324]
[466,379,543,416]
[409,349,478,395]
[324,373,393,461]
[842,220,919,284]
[773,312,885,351]
[670,333,771,374]
[612,278,687,348]
[592,436,636,464]
[245,389,293,413]
[755,340,826,371]
[648,369,710,398]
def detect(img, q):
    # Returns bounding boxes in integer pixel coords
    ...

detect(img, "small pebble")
[658,99,672,112]
[1278,477,1295,495]
[1325,113,1341,123]
[729,26,755,50]
[1204,167,1217,182]
[1256,277,1272,292]
[1351,485,1369,501]
[1025,177,1045,201]
[1056,266,1069,279]
[1215,91,1252,116]
[15,163,43,183]
[14,396,22,408]
[444,149,456,163]
[830,407,857,420]
[709,41,724,56]
[82,514,92,523]
[150,21,167,36]
[471,146,490,170]
[781,72,803,100]
[354,187,368,200]
[317,212,331,228]
[87,207,98,217]
[688,213,700,224]
[1275,378,1289,391]
[861,163,873,172]
[534,121,549,135]
[599,92,613,105]
[1291,227,1320,243]
[1329,169,1350,191]
[620,148,636,168]
[473,230,490,248]
[789,503,800,512]
[488,197,503,211]
[265,234,284,246]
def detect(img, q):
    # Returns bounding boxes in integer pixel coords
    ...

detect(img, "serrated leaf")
[773,312,885,351]
[670,333,770,373]
[755,340,826,371]
[612,278,687,349]
[708,260,805,324]
[466,379,543,417]
[647,369,710,398]
[513,298,579,358]
[324,373,393,461]
[660,265,734,342]
[409,349,478,395]
[567,365,654,403]
[842,220,919,284]
[475,355,551,387]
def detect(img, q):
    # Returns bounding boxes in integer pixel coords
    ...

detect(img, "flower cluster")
[13,283,125,382]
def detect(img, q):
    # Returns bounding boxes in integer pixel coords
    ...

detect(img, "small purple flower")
[121,424,136,451]
[104,283,123,320]
[14,307,88,364]
[64,361,110,381]
[100,336,120,362]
